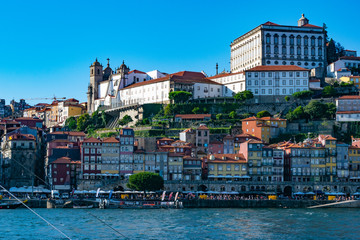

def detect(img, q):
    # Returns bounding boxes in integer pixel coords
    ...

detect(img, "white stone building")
[208,65,309,100]
[230,14,326,73]
[327,56,360,78]
[336,96,360,122]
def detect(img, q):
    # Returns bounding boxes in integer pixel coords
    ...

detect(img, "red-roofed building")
[336,95,360,122]
[230,14,326,74]
[49,157,81,190]
[241,117,286,143]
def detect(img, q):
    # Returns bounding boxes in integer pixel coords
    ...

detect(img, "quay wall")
[183,200,332,208]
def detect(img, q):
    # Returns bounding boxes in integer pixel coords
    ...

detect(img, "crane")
[23,96,66,101]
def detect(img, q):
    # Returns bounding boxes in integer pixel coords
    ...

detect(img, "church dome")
[92,58,101,66]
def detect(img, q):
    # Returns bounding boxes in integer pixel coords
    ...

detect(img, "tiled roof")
[208,153,247,163]
[15,117,43,122]
[52,157,72,164]
[122,71,221,90]
[50,131,86,136]
[102,137,119,143]
[207,72,243,80]
[158,137,174,141]
[339,56,360,61]
[128,70,146,74]
[197,125,209,130]
[246,65,309,72]
[309,79,321,82]
[9,133,35,141]
[336,111,360,114]
[301,23,322,28]
[175,114,211,119]
[263,21,280,26]
[82,137,102,143]
[337,96,360,100]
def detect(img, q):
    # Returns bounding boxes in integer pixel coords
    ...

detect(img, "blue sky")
[0,0,359,104]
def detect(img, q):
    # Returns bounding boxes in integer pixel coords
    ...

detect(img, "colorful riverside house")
[101,137,120,178]
[133,149,145,174]
[119,127,135,175]
[183,156,202,180]
[318,135,337,182]
[348,145,360,182]
[49,157,80,190]
[168,153,183,180]
[206,154,248,181]
[241,116,286,143]
[284,143,311,182]
[239,139,264,181]
[336,142,350,181]
[81,137,102,180]
[223,135,234,154]
[233,133,262,153]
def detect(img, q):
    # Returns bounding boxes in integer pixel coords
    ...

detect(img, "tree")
[127,172,164,192]
[65,116,77,130]
[216,113,223,120]
[118,115,133,126]
[304,100,326,120]
[192,107,200,114]
[292,90,314,99]
[325,102,336,119]
[256,110,271,118]
[164,104,174,117]
[326,38,345,65]
[229,111,237,119]
[284,96,290,102]
[234,90,254,101]
[168,91,192,103]
[77,113,90,131]
[322,86,336,97]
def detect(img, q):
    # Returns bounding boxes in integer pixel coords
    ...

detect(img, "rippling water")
[0,208,359,239]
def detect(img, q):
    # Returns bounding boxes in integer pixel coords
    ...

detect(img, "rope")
[0,184,72,240]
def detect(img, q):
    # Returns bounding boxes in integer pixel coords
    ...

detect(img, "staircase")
[106,115,120,129]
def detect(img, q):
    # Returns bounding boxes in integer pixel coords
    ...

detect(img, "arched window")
[318,37,323,46]
[290,46,294,55]
[91,69,94,75]
[311,47,315,56]
[261,80,265,85]
[318,48,322,56]
[282,46,287,54]
[296,35,301,45]
[297,47,301,55]
[311,36,315,46]
[274,34,279,44]
[281,35,287,45]
[266,34,271,44]
[255,80,259,85]
[304,36,308,46]
[290,35,294,45]
[274,46,279,54]
[266,45,271,54]
[97,69,100,74]
[304,47,309,55]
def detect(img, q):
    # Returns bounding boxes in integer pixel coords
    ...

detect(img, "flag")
[96,188,101,198]
[109,190,113,199]
[174,192,179,201]
[169,192,173,200]
[161,191,166,201]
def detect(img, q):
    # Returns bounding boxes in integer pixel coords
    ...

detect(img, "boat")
[0,200,25,209]
[98,199,182,209]
[73,204,94,209]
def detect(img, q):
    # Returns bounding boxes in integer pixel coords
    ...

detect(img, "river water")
[0,208,359,239]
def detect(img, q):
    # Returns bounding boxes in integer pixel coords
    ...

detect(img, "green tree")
[118,115,133,126]
[164,104,174,117]
[192,107,200,114]
[77,113,90,131]
[304,100,326,120]
[292,90,314,99]
[234,90,254,101]
[284,96,290,102]
[322,86,336,97]
[65,116,77,130]
[325,102,336,119]
[216,113,223,120]
[169,91,192,103]
[229,111,237,119]
[126,172,164,192]
[256,110,271,118]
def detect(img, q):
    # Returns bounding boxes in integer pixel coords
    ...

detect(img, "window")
[261,80,265,85]
[274,46,279,54]
[296,72,300,77]
[218,165,223,171]
[304,47,308,55]
[268,72,272,77]
[255,80,259,85]
[282,80,286,85]
[303,80,307,85]
[311,37,315,46]
[297,47,301,55]
[282,89,286,94]
[261,72,265,77]
[227,165,231,171]
[282,72,286,77]
[290,89,293,94]
[303,72,307,77]
[261,89,265,94]
[255,89,258,94]
[266,45,271,54]
[266,34,270,44]
[318,48,322,56]
[274,35,278,44]
[304,36,308,46]
[255,72,258,77]
[268,80,272,85]
[296,80,300,85]
[268,89,272,94]
[290,36,294,45]
[290,47,294,55]
[297,36,301,45]
[311,48,315,56]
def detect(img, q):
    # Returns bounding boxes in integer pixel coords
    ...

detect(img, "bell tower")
[88,58,103,113]
[297,13,309,27]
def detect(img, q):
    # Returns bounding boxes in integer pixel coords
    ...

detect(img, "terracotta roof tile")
[246,65,309,72]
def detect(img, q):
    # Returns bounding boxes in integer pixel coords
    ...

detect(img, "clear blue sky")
[0,0,359,104]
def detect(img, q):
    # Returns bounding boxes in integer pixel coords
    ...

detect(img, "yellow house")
[348,146,360,180]
[101,137,120,175]
[318,135,337,182]
[340,76,360,89]
[207,153,248,181]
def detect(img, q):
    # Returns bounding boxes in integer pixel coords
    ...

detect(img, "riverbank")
[3,199,360,209]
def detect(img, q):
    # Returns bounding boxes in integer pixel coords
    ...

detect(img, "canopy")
[294,192,304,195]
[325,192,345,196]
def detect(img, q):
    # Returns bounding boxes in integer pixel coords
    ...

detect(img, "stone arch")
[284,186,292,196]
[343,186,350,194]
[323,186,331,192]
[220,186,226,191]
[231,187,236,191]
[241,186,246,192]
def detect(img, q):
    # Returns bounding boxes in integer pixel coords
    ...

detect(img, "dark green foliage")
[234,90,254,101]
[192,107,200,114]
[216,113,223,120]
[284,96,290,102]
[322,86,336,97]
[135,129,165,137]
[169,91,192,103]
[304,100,330,120]
[326,38,345,65]
[229,111,237,119]
[127,172,164,192]
[118,115,133,126]
[256,110,271,118]
[340,81,354,87]
[286,101,336,121]
[286,106,306,121]
[65,116,77,130]
[74,110,110,132]
[76,113,90,131]
[292,90,314,99]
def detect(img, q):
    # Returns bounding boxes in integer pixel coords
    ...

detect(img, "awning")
[294,192,304,195]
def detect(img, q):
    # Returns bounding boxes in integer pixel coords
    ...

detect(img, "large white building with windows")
[230,14,327,73]
[208,65,309,101]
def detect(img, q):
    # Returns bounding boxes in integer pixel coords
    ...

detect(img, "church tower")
[297,14,309,27]
[117,60,130,88]
[88,58,103,113]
